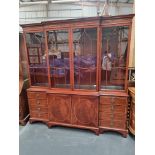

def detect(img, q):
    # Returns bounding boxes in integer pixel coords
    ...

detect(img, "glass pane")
[100,26,129,90]
[26,32,48,86]
[47,30,70,88]
[73,28,97,90]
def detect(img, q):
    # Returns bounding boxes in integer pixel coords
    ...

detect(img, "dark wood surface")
[21,14,134,136]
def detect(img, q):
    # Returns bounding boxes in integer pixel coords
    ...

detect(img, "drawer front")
[99,104,111,113]
[100,96,111,104]
[99,112,126,121]
[100,96,127,105]
[27,92,46,99]
[31,106,48,113]
[114,97,127,105]
[99,104,126,113]
[99,119,126,129]
[28,99,47,106]
[30,112,48,120]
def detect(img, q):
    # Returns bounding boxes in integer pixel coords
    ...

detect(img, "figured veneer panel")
[72,95,98,127]
[48,94,71,124]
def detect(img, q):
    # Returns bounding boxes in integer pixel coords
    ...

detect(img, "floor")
[19,123,135,155]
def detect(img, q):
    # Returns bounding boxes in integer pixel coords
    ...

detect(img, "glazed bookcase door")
[25,32,49,87]
[73,28,97,90]
[47,30,71,88]
[100,26,129,90]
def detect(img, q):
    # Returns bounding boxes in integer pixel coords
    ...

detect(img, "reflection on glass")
[47,30,70,88]
[73,28,97,90]
[26,32,48,86]
[101,26,129,90]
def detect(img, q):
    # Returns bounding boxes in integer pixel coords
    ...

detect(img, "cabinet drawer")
[28,99,47,106]
[99,104,111,113]
[30,112,48,120]
[99,104,126,114]
[31,106,48,113]
[99,120,126,129]
[100,96,111,104]
[100,96,127,105]
[99,112,126,121]
[114,98,127,105]
[27,92,46,99]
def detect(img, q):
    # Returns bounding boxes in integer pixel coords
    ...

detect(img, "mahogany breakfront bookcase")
[21,14,134,137]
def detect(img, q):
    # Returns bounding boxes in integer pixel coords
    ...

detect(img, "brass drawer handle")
[110,121,114,127]
[111,97,115,103]
[111,105,114,110]
[111,113,114,119]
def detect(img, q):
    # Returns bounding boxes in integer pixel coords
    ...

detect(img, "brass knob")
[38,108,40,110]
[37,101,40,104]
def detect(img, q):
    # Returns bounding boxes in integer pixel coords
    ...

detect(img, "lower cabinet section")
[48,94,99,134]
[27,90,128,137]
[99,96,128,137]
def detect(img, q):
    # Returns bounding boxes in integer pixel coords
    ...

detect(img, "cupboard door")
[47,30,71,89]
[48,94,71,124]
[73,28,97,90]
[25,32,49,87]
[72,95,98,127]
[100,26,129,91]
